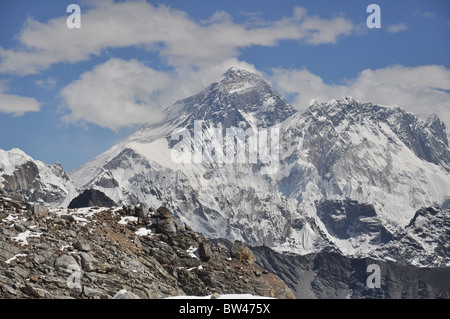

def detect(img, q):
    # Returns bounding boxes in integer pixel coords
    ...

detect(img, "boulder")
[30,204,49,219]
[23,284,52,298]
[135,203,149,218]
[80,252,115,273]
[73,239,91,252]
[198,242,213,262]
[55,255,78,272]
[156,206,171,218]
[230,240,256,264]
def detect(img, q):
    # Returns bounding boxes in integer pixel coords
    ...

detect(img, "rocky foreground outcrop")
[0,191,294,299]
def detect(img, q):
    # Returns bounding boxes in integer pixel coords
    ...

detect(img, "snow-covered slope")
[0,148,80,207]
[274,97,450,255]
[69,68,450,264]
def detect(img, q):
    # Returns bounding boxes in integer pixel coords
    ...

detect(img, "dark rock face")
[0,194,294,299]
[1,161,64,205]
[68,189,116,209]
[252,245,450,299]
[317,199,392,243]
[371,206,450,267]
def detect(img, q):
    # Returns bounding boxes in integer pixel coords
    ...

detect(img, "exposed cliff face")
[0,193,294,299]
[251,245,450,299]
[371,206,450,267]
[0,149,80,207]
[68,189,117,209]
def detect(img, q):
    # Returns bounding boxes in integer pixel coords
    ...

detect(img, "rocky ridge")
[0,148,80,207]
[0,190,294,299]
[251,244,450,299]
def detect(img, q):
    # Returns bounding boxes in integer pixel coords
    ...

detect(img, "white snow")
[135,227,153,237]
[51,206,111,225]
[0,148,31,176]
[119,216,138,225]
[5,253,27,264]
[11,230,42,246]
[186,246,199,259]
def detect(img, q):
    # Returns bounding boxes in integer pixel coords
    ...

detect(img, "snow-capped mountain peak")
[0,148,80,207]
[174,67,296,129]
[68,71,450,266]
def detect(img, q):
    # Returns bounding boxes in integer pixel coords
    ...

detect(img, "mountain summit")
[173,67,296,129]
[68,69,450,265]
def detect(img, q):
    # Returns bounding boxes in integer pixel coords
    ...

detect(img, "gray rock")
[198,242,213,262]
[135,203,149,218]
[9,193,25,202]
[80,252,97,272]
[14,223,27,233]
[156,218,177,234]
[0,241,21,261]
[73,239,91,252]
[83,286,105,299]
[13,266,30,279]
[2,284,18,295]
[80,252,114,273]
[30,204,49,218]
[230,240,256,264]
[33,254,46,265]
[112,289,141,299]
[55,255,78,272]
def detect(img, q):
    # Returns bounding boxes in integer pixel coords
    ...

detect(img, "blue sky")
[0,0,449,170]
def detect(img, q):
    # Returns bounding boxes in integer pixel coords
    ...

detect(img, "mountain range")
[1,67,449,286]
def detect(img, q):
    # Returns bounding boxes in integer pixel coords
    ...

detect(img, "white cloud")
[60,58,169,130]
[0,2,354,75]
[386,23,407,33]
[60,57,258,130]
[0,84,40,116]
[270,65,450,129]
